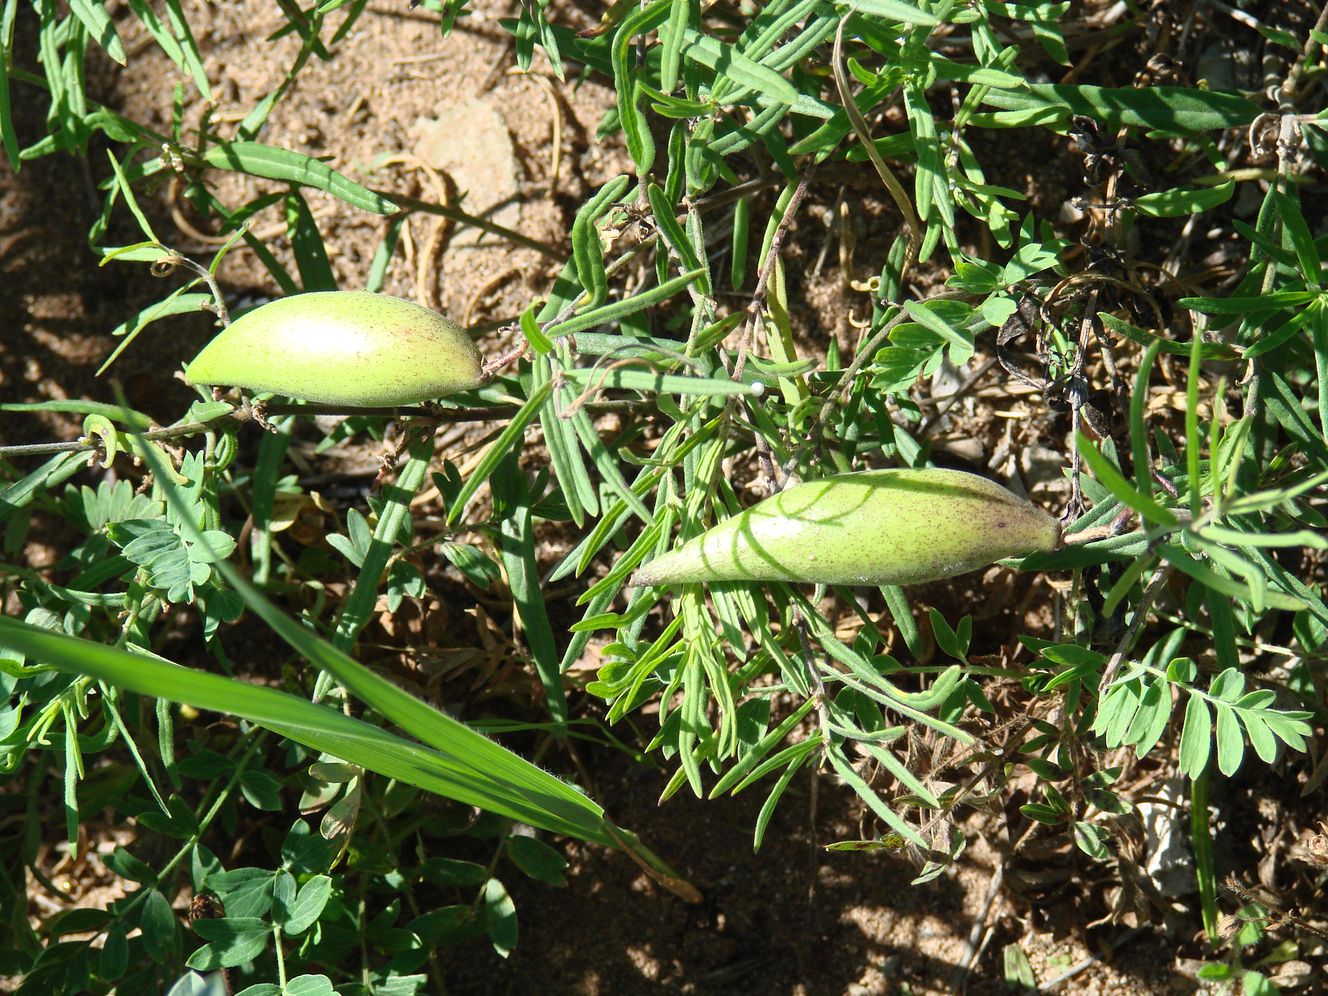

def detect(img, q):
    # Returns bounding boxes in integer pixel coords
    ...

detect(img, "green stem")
[1191,767,1219,942]
[274,925,288,988]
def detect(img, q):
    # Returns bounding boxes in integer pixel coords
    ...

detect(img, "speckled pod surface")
[186,291,484,407]
[631,468,1061,587]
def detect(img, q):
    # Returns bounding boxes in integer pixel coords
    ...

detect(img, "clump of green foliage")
[2,0,1326,992]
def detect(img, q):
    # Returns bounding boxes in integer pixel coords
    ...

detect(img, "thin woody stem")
[733,160,818,380]
[0,399,648,459]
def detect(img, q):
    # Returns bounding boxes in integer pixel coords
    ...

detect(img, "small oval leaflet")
[186,291,484,407]
[631,468,1061,588]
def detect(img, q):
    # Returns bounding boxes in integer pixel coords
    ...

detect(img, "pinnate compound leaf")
[112,520,193,602]
[1265,712,1312,752]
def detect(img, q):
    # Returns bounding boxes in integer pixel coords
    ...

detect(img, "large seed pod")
[185,291,484,407]
[631,468,1061,587]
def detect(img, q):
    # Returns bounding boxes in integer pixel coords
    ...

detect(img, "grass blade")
[129,436,612,841]
[0,616,610,842]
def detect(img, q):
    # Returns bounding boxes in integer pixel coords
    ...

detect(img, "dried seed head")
[186,291,484,407]
[631,468,1061,588]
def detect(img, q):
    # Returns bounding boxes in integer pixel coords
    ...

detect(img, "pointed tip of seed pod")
[629,546,699,587]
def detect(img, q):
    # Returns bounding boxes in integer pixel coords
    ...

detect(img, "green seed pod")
[185,291,484,406]
[631,468,1061,587]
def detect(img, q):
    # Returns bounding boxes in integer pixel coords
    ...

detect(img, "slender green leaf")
[447,381,553,525]
[1133,180,1234,218]
[680,30,799,106]
[285,191,337,291]
[849,0,942,25]
[332,433,431,650]
[496,483,567,725]
[825,746,926,848]
[201,141,396,215]
[0,615,610,842]
[979,83,1260,133]
[1077,432,1178,528]
[560,365,753,398]
[0,45,19,169]
[571,175,632,311]
[162,0,214,100]
[68,0,125,64]
[610,0,671,174]
[546,267,705,338]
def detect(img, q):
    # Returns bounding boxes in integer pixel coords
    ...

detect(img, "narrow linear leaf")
[560,366,754,398]
[333,433,431,650]
[571,175,632,311]
[547,267,705,338]
[1133,180,1234,218]
[980,83,1259,133]
[848,0,942,26]
[69,0,126,64]
[202,141,395,215]
[497,493,568,726]
[610,0,671,173]
[1077,432,1178,528]
[0,616,610,843]
[162,0,214,100]
[680,30,799,106]
[447,381,553,525]
[825,747,926,848]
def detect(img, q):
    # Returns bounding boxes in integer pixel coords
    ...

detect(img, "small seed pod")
[185,291,484,407]
[631,468,1061,588]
